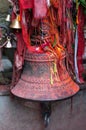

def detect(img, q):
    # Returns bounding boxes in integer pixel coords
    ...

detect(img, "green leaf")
[79,0,86,8]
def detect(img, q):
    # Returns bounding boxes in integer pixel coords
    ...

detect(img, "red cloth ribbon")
[19,0,31,49]
[19,0,34,9]
[33,0,48,18]
[77,5,85,82]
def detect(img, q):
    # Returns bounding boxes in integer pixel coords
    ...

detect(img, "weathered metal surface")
[11,52,79,101]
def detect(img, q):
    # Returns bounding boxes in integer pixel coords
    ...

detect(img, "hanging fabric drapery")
[77,5,85,83]
[73,0,86,83]
[19,0,48,52]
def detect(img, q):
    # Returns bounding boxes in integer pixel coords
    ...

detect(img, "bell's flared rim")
[11,79,79,102]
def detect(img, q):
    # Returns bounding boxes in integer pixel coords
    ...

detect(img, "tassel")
[53,61,57,73]
[54,63,61,82]
[50,68,53,85]
[50,73,53,85]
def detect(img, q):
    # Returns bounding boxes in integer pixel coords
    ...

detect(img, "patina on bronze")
[11,51,79,101]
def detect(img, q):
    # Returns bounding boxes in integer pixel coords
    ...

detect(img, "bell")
[6,14,11,22]
[10,15,21,29]
[6,5,12,22]
[11,51,79,101]
[5,38,12,48]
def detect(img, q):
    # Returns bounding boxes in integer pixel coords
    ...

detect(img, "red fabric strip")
[19,0,34,9]
[33,0,48,18]
[77,5,85,82]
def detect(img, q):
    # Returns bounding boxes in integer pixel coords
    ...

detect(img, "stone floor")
[0,86,86,130]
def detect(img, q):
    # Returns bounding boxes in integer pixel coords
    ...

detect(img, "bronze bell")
[6,14,11,22]
[5,37,12,48]
[6,5,12,22]
[11,51,79,101]
[10,15,21,29]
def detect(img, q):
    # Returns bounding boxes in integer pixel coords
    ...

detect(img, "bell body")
[5,38,12,48]
[10,15,21,29]
[6,14,11,22]
[11,52,79,101]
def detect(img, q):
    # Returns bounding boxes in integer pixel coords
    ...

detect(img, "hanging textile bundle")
[18,0,48,52]
[19,0,33,50]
